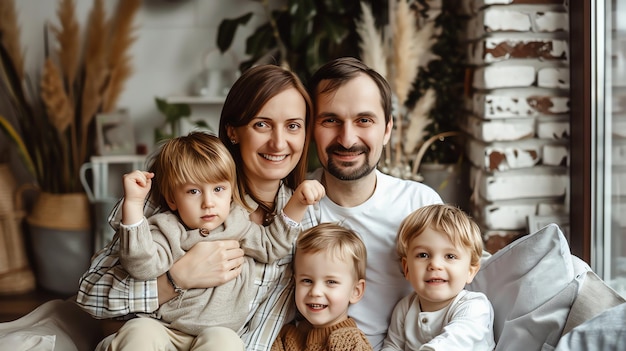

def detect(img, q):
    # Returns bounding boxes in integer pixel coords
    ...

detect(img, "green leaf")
[289,0,316,21]
[155,97,191,122]
[245,23,276,59]
[323,0,349,14]
[155,97,168,114]
[0,114,36,175]
[320,16,349,44]
[288,0,316,49]
[216,12,253,53]
[305,33,323,75]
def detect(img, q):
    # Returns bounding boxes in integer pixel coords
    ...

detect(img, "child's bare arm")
[282,179,325,222]
[121,170,154,225]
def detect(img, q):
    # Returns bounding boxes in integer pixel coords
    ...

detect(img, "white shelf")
[165,95,226,105]
[90,154,147,164]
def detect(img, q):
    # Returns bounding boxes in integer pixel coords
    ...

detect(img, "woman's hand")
[158,240,245,304]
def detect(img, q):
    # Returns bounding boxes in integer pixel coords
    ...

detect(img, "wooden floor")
[0,288,68,323]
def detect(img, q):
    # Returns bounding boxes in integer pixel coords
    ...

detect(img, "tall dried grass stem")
[79,0,108,163]
[355,2,387,78]
[102,0,140,113]
[51,0,80,98]
[391,0,419,107]
[403,88,436,155]
[0,0,24,80]
[41,58,73,133]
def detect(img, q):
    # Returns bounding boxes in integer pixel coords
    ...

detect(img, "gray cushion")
[555,302,626,351]
[467,223,576,351]
[561,270,626,335]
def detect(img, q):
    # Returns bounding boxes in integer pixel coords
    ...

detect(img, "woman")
[76,64,316,351]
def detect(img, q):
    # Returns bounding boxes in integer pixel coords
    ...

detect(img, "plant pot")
[0,164,36,294]
[26,192,93,295]
[419,161,471,212]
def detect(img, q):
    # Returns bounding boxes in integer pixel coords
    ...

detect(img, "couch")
[0,224,624,350]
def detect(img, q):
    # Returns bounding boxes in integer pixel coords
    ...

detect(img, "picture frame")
[527,214,570,242]
[96,110,135,156]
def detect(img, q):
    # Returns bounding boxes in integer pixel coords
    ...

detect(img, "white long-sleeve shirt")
[382,290,495,351]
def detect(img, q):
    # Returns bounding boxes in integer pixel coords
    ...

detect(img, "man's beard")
[325,144,377,181]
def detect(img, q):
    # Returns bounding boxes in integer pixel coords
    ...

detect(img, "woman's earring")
[230,139,237,144]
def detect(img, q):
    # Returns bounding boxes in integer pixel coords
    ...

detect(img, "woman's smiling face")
[229,88,306,184]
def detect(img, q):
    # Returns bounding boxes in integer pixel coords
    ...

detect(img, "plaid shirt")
[76,184,317,351]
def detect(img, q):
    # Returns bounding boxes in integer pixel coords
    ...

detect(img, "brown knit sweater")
[271,318,373,351]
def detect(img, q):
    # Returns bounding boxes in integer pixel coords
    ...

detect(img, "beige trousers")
[106,317,244,351]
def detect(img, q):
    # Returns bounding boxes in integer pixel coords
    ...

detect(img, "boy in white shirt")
[382,204,495,351]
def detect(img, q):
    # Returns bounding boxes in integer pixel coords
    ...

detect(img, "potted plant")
[153,97,210,142]
[216,0,387,83]
[0,0,141,294]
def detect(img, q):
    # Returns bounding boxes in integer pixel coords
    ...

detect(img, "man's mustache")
[326,144,369,154]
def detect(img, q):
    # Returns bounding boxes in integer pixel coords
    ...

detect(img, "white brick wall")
[461,0,570,247]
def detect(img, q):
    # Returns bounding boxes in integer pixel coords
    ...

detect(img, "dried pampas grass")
[41,56,75,187]
[80,0,108,143]
[390,0,424,166]
[414,20,436,70]
[0,0,24,80]
[355,2,387,78]
[1,0,140,193]
[391,0,419,106]
[51,0,80,96]
[403,88,435,155]
[41,58,73,133]
[102,0,141,113]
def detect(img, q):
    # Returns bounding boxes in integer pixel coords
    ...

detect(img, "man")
[307,57,443,349]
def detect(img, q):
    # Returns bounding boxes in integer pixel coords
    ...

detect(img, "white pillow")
[0,332,55,351]
[467,223,576,351]
[0,299,103,351]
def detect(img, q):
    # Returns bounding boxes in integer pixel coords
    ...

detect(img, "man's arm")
[75,235,159,319]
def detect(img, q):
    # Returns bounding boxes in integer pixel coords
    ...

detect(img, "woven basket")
[26,192,91,230]
[0,164,36,294]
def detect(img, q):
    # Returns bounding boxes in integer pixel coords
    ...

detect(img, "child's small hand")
[294,179,325,206]
[122,170,154,203]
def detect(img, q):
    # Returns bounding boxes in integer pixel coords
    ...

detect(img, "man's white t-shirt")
[309,168,443,350]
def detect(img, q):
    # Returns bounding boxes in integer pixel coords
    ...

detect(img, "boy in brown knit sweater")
[271,223,373,351]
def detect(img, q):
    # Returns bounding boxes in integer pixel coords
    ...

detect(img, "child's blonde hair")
[396,204,483,267]
[148,131,243,211]
[295,223,367,280]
